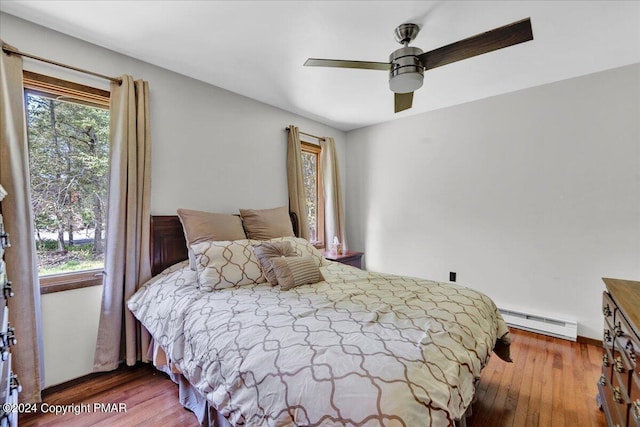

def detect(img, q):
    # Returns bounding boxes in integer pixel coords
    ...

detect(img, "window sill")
[40,269,103,295]
[310,241,325,250]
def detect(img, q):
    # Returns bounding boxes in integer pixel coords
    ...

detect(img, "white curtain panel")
[0,41,44,402]
[94,75,152,371]
[320,137,347,250]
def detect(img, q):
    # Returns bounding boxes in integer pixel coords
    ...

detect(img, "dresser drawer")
[7,397,18,427]
[604,291,616,323]
[2,367,19,427]
[0,306,7,362]
[613,368,632,426]
[0,229,8,251]
[616,310,640,380]
[602,365,629,427]
[630,376,640,426]
[3,387,17,427]
[0,263,5,290]
[613,331,636,392]
[0,213,9,254]
[0,353,9,421]
[605,317,617,350]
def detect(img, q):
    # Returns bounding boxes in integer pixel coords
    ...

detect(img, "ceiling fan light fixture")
[389,46,424,93]
[389,72,423,94]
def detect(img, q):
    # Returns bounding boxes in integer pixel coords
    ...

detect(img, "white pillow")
[191,239,266,291]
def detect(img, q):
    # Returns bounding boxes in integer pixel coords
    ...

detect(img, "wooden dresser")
[599,277,640,427]
[0,185,19,427]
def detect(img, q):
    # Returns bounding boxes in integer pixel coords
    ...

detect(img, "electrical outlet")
[449,272,457,282]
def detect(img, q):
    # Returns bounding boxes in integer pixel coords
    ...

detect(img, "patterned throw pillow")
[270,256,323,290]
[191,239,266,291]
[177,208,247,270]
[268,236,329,267]
[253,241,297,286]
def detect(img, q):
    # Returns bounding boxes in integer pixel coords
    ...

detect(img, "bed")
[128,215,511,427]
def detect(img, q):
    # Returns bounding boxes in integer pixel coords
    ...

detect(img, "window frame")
[23,71,110,294]
[300,140,325,249]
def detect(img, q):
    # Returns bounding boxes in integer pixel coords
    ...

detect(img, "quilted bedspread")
[128,260,510,427]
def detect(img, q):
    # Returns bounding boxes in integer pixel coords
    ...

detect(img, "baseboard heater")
[498,307,577,341]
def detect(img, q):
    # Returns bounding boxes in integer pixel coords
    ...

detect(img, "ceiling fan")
[304,18,533,113]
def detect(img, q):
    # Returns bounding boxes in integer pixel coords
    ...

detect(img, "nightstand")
[323,250,364,269]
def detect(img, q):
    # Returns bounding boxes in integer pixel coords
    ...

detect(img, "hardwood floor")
[20,364,199,427]
[20,329,606,427]
[466,329,606,427]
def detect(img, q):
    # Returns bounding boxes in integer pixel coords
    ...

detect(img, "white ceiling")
[1,1,639,131]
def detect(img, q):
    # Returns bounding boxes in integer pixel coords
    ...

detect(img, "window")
[23,71,110,292]
[300,141,324,247]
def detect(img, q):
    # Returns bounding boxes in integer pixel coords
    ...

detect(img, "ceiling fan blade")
[304,58,390,71]
[394,92,414,113]
[418,17,533,71]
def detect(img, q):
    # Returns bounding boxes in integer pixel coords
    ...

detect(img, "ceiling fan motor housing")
[394,23,420,45]
[389,47,424,93]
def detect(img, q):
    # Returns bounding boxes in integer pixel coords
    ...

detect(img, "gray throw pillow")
[253,241,296,286]
[270,256,323,290]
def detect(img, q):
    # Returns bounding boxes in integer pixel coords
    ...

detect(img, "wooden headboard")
[150,216,188,276]
[150,212,299,276]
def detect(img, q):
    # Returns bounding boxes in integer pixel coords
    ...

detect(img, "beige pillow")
[253,241,297,286]
[268,236,328,267]
[270,256,323,290]
[177,208,247,269]
[191,239,266,291]
[239,206,294,240]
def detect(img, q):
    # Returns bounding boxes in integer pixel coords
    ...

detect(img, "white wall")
[0,13,348,215]
[41,286,103,388]
[346,63,640,340]
[1,12,347,386]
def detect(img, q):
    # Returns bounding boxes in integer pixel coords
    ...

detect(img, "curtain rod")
[2,44,122,85]
[285,126,323,141]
